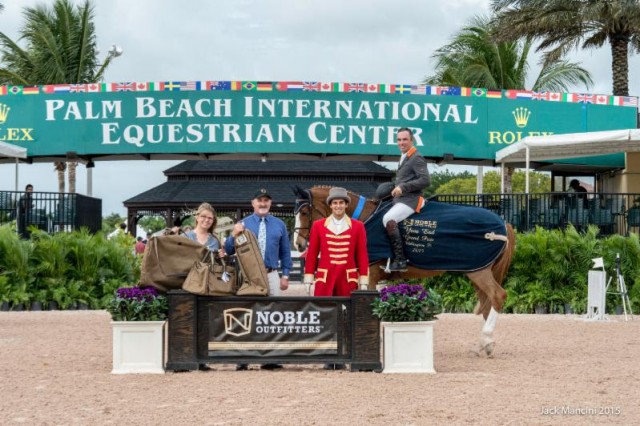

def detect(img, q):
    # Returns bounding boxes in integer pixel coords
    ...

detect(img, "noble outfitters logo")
[208,306,337,351]
[224,308,253,337]
[488,106,553,144]
[0,102,36,141]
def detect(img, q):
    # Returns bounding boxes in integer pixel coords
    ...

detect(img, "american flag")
[410,85,427,95]
[180,81,199,91]
[621,96,639,106]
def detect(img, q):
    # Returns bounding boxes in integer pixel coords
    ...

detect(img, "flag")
[51,84,70,93]
[22,86,40,95]
[180,81,200,91]
[111,82,136,92]
[471,88,486,97]
[460,87,472,96]
[135,82,152,91]
[242,81,257,91]
[505,90,532,99]
[0,86,7,96]
[276,81,304,91]
[594,94,609,105]
[69,84,88,93]
[379,84,395,93]
[547,92,562,102]
[365,83,380,93]
[345,83,366,92]
[205,81,231,90]
[425,86,439,95]
[563,93,577,102]
[302,81,321,91]
[320,82,335,92]
[162,81,181,91]
[486,90,502,99]
[576,94,595,103]
[231,81,242,91]
[257,82,273,91]
[439,86,462,96]
[394,84,412,94]
[531,91,548,101]
[410,85,426,95]
[87,83,101,92]
[621,96,639,107]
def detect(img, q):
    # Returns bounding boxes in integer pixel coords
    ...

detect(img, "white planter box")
[381,321,435,374]
[112,321,166,374]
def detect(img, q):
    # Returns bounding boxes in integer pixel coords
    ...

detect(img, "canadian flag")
[595,95,609,105]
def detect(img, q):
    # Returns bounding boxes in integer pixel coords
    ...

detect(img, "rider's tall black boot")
[385,220,407,272]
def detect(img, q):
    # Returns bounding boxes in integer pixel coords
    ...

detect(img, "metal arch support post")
[525,146,530,194]
[500,162,504,193]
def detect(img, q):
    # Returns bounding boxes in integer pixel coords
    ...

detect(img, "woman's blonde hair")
[195,203,217,233]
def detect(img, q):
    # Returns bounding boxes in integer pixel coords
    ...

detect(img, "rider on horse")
[382,127,431,271]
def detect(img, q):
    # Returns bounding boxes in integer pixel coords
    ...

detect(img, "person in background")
[134,236,146,255]
[17,183,34,239]
[302,187,369,371]
[224,188,293,371]
[568,179,588,208]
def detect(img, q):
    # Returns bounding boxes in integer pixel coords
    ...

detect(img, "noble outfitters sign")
[0,81,637,165]
[207,300,342,356]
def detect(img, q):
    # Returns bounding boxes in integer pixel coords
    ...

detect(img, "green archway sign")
[0,81,636,165]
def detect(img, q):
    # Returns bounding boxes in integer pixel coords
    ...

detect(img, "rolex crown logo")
[512,107,530,128]
[0,103,10,124]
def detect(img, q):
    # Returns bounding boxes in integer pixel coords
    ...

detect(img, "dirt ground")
[1,285,639,425]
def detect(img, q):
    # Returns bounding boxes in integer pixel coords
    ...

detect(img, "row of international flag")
[0,80,637,107]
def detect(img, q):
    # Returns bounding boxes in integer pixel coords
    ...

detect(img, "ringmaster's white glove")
[303,273,314,295]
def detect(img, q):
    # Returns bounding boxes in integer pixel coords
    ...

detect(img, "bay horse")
[293,185,516,356]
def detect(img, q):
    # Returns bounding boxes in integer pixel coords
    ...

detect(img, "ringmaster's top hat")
[326,187,350,205]
[253,188,272,200]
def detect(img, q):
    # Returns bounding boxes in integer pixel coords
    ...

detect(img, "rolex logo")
[0,103,10,124]
[512,107,530,128]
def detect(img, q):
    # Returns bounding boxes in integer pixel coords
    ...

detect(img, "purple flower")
[116,286,158,301]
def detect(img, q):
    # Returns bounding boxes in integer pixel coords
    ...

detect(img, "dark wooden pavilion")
[124,160,394,236]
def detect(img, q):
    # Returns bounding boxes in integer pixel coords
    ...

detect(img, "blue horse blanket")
[365,201,508,272]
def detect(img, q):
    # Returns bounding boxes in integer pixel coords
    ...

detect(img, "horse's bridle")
[293,189,325,243]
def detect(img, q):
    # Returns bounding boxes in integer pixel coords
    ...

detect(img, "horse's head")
[292,186,330,251]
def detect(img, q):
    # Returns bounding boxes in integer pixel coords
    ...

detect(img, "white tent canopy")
[0,141,27,192]
[0,141,27,159]
[495,129,640,193]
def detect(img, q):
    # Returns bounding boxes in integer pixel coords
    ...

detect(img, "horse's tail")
[491,223,515,287]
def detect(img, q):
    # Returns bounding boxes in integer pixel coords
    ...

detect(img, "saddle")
[365,201,508,272]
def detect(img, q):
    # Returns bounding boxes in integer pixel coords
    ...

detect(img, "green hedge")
[0,224,140,310]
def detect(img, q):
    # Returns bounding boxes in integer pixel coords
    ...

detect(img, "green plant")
[106,286,168,321]
[371,283,442,322]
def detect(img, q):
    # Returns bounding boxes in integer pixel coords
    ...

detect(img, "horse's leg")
[466,268,506,357]
[472,284,491,317]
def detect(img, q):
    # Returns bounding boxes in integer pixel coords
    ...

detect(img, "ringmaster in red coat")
[303,187,369,296]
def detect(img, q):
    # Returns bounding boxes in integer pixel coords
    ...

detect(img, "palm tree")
[425,15,593,192]
[0,0,113,193]
[491,0,640,96]
[425,15,592,91]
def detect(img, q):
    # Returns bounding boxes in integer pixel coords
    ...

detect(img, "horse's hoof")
[469,343,483,356]
[484,342,495,357]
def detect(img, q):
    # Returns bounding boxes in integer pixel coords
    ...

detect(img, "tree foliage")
[435,170,551,194]
[425,14,593,91]
[491,0,640,96]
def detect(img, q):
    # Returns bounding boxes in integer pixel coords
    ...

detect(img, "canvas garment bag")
[139,234,209,292]
[183,252,238,296]
[234,230,270,296]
